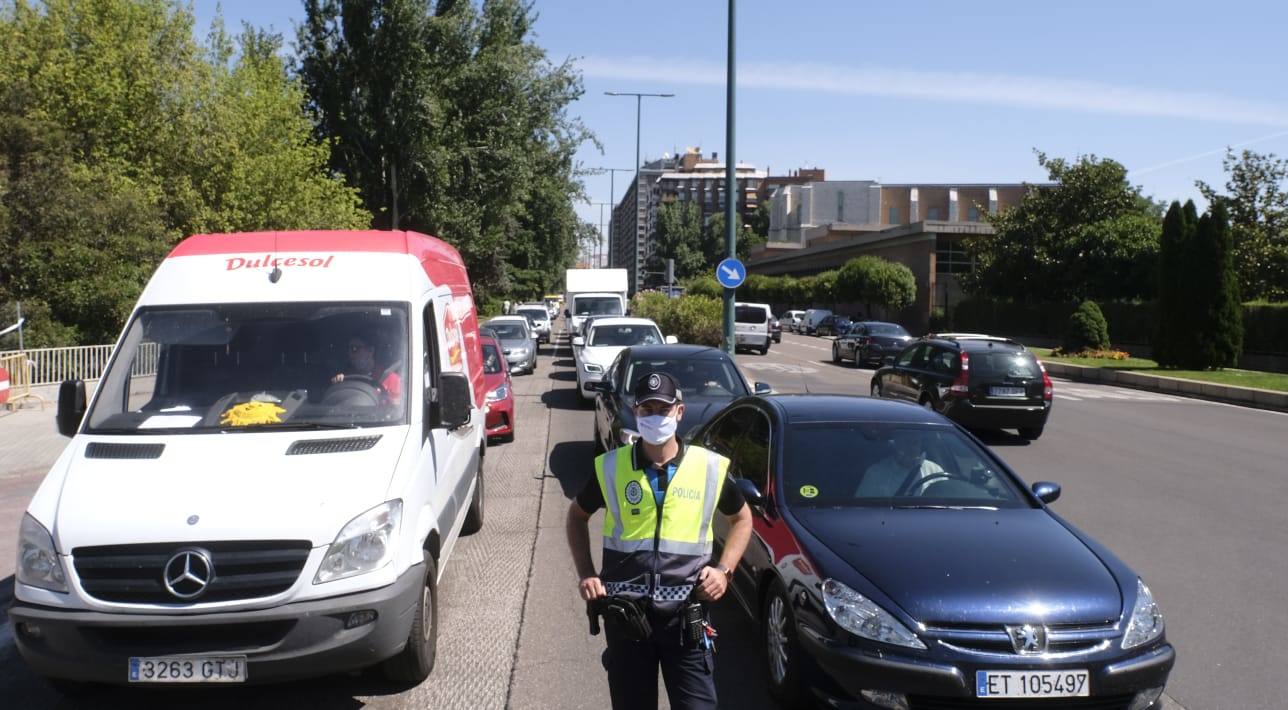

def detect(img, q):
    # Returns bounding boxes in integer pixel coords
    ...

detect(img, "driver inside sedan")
[855,429,946,498]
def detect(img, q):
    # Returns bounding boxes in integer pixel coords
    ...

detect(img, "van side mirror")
[438,372,472,429]
[56,379,87,437]
[1031,481,1061,504]
[664,335,679,345]
[572,336,585,347]
[736,478,766,508]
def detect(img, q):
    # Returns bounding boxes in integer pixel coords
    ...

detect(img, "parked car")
[782,310,806,333]
[770,315,782,343]
[12,230,487,687]
[801,308,833,335]
[573,317,674,401]
[481,335,515,442]
[870,335,1053,439]
[815,314,852,337]
[515,304,551,344]
[735,302,773,354]
[585,344,771,454]
[697,394,1173,710]
[483,316,538,375]
[833,321,913,367]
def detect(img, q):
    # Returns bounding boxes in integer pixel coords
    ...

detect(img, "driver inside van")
[331,330,402,402]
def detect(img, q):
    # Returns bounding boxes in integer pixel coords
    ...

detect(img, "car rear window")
[867,323,908,336]
[969,350,1041,379]
[736,306,767,324]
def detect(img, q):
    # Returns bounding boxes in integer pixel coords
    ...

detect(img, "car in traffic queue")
[10,230,489,688]
[833,321,913,367]
[572,317,675,401]
[697,394,1173,710]
[782,310,806,333]
[481,334,515,442]
[584,344,771,454]
[482,316,538,375]
[770,315,783,344]
[735,302,774,354]
[801,308,833,336]
[870,335,1053,440]
[815,314,852,337]
[515,303,552,344]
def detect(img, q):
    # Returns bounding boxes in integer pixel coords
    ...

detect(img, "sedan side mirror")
[56,379,88,437]
[736,478,766,507]
[585,380,612,393]
[1031,481,1062,504]
[664,335,679,345]
[572,336,585,347]
[753,382,773,395]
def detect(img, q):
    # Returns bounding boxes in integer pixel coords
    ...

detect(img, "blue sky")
[195,0,1288,236]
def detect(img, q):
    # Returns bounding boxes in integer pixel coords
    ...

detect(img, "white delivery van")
[782,310,806,332]
[564,268,628,337]
[802,308,833,336]
[12,230,488,687]
[734,302,773,354]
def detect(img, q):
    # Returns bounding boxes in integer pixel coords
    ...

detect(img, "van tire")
[383,554,438,684]
[461,450,485,535]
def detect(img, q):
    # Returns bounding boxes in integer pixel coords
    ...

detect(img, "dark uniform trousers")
[603,609,716,710]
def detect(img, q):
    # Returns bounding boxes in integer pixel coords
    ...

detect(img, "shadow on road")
[547,440,596,499]
[973,430,1033,447]
[551,358,575,368]
[541,386,588,411]
[709,600,780,710]
[547,370,576,382]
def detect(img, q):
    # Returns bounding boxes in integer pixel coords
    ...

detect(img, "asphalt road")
[0,328,1282,709]
[742,332,1288,710]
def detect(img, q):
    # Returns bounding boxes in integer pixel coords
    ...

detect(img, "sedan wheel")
[921,396,935,411]
[870,381,881,398]
[763,582,805,708]
[831,344,840,363]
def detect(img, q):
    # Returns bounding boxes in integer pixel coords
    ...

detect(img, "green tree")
[1191,204,1243,368]
[1064,300,1111,352]
[963,152,1161,302]
[651,201,705,281]
[1197,149,1288,300]
[836,256,916,317]
[705,210,765,264]
[1154,201,1198,367]
[747,200,771,239]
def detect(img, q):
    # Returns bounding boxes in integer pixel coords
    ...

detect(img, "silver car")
[515,305,552,344]
[483,316,537,375]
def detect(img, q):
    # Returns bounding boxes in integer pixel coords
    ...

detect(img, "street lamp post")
[605,92,674,294]
[591,201,615,267]
[722,0,739,354]
[588,167,632,268]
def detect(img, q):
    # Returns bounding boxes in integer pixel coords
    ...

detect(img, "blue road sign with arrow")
[716,258,746,289]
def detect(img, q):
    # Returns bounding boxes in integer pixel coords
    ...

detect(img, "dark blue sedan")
[695,395,1173,710]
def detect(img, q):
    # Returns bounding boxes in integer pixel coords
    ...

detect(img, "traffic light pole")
[722,0,737,354]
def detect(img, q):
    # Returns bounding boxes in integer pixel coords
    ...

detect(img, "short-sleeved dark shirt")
[575,442,746,516]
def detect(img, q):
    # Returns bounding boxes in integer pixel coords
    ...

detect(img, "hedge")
[953,297,1288,354]
[632,292,723,347]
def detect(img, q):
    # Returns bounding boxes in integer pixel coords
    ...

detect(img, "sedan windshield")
[487,323,529,340]
[85,303,408,433]
[784,423,1027,508]
[589,324,662,347]
[574,296,622,316]
[624,356,748,399]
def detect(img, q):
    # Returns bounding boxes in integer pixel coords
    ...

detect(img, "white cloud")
[580,56,1288,129]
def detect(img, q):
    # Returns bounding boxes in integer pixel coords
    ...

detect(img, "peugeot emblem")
[1006,623,1049,655]
[187,515,199,526]
[163,549,214,600]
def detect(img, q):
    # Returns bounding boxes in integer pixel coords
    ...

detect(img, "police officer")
[566,372,753,710]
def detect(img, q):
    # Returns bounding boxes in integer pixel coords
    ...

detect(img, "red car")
[482,335,516,441]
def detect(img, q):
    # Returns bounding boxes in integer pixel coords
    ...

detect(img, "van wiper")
[218,422,365,432]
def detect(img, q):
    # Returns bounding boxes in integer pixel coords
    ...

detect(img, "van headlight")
[822,579,925,649]
[18,513,68,593]
[315,500,402,584]
[1122,579,1165,649]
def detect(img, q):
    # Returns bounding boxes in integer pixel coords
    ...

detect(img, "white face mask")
[636,414,678,445]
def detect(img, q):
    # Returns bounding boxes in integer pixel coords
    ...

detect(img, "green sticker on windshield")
[799,485,819,498]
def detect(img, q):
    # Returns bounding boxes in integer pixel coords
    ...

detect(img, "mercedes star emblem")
[163,549,214,600]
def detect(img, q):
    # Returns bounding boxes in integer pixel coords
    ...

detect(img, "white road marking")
[742,362,820,374]
[1054,384,1184,403]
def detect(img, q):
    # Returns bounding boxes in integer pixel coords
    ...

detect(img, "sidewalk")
[0,408,69,582]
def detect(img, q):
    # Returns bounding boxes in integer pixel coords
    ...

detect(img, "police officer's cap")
[633,372,681,405]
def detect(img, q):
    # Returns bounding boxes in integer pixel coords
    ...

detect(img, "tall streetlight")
[587,167,632,268]
[605,91,674,294]
[722,0,738,353]
[591,201,615,267]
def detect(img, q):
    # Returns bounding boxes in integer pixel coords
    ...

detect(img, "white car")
[573,317,675,400]
[735,302,773,355]
[782,310,806,332]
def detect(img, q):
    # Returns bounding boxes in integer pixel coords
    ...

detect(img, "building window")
[888,207,899,224]
[927,207,941,221]
[936,240,973,275]
[837,191,846,222]
[967,206,980,222]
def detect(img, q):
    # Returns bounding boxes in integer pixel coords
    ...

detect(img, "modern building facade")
[610,147,767,294]
[750,180,1045,332]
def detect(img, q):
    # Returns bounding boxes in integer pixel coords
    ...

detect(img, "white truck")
[564,268,628,337]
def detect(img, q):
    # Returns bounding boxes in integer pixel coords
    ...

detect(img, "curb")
[1042,361,1288,413]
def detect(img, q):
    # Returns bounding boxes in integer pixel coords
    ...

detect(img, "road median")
[1042,360,1288,412]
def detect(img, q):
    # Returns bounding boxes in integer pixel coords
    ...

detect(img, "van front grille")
[73,540,311,604]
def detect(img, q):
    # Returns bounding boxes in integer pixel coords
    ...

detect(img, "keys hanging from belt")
[702,620,718,652]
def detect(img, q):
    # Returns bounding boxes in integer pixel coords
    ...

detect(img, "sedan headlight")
[1122,578,1165,649]
[487,384,510,402]
[583,363,603,374]
[315,500,402,584]
[17,513,68,593]
[821,579,925,649]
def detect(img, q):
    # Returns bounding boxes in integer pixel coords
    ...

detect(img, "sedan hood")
[794,508,1122,625]
[54,430,409,550]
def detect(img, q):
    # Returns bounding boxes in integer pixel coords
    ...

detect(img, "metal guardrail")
[0,342,159,387]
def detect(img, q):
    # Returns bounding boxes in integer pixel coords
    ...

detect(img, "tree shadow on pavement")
[547,371,576,382]
[709,600,781,710]
[547,440,596,499]
[541,386,589,411]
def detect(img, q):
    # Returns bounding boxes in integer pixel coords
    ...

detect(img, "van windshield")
[573,296,622,316]
[85,303,409,433]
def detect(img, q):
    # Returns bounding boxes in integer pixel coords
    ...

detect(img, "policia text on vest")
[566,372,753,710]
